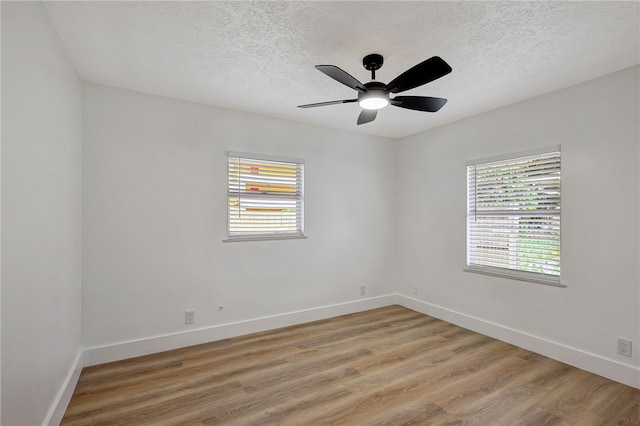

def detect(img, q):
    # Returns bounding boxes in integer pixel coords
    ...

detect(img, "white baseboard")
[75,292,638,399]
[46,293,638,425]
[396,294,640,389]
[43,350,83,426]
[83,295,396,367]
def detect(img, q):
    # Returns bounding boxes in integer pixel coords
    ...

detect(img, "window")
[466,146,561,285]
[226,152,304,241]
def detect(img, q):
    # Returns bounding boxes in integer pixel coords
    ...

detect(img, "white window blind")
[227,152,304,240]
[466,147,561,285]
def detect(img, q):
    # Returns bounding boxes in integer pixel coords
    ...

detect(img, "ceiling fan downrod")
[363,53,384,81]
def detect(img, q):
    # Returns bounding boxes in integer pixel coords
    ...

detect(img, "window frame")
[465,146,563,287]
[224,151,306,243]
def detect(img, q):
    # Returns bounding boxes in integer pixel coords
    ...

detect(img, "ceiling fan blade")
[386,57,452,94]
[316,65,367,92]
[357,109,377,125]
[391,96,448,112]
[298,99,358,108]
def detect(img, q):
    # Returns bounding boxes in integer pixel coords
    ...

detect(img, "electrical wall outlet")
[360,285,366,296]
[185,310,195,324]
[617,338,632,357]
[412,285,419,295]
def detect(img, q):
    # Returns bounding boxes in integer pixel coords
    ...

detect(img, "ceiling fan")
[298,54,452,125]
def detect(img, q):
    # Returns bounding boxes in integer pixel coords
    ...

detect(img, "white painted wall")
[1,2,83,425]
[81,83,397,348]
[397,66,640,369]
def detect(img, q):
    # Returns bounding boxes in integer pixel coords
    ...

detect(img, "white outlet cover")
[617,338,632,357]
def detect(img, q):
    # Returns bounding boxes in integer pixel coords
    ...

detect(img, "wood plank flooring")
[62,306,639,425]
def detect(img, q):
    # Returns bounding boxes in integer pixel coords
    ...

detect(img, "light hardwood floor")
[62,305,639,425]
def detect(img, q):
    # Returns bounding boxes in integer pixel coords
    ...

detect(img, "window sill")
[464,266,566,288]
[223,235,307,243]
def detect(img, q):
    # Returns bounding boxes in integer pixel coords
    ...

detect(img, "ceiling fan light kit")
[298,53,452,125]
[358,82,389,110]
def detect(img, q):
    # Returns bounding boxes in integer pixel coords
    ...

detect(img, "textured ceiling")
[44,1,639,139]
